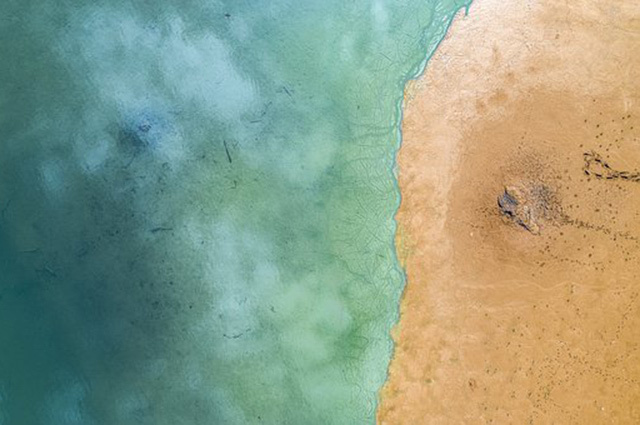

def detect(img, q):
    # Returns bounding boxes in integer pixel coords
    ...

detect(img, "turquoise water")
[0,1,469,423]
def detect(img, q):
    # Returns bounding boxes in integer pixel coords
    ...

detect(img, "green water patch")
[0,0,470,423]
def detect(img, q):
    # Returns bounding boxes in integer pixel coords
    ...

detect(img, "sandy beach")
[379,0,640,423]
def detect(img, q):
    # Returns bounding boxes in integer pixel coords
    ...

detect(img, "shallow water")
[0,1,469,423]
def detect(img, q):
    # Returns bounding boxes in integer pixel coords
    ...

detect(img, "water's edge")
[378,1,472,411]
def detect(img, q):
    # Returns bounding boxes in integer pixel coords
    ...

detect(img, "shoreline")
[379,0,640,422]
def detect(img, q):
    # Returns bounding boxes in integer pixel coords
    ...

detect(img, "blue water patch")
[0,0,470,423]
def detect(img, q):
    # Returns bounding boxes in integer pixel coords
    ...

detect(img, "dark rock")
[498,185,540,234]
[118,110,170,151]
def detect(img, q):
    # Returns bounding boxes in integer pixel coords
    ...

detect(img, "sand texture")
[379,0,640,423]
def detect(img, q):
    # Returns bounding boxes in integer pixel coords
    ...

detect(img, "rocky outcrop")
[498,183,560,234]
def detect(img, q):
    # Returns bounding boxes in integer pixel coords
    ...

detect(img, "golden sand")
[379,0,640,423]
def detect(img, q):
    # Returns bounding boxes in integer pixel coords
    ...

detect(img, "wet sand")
[379,0,640,423]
